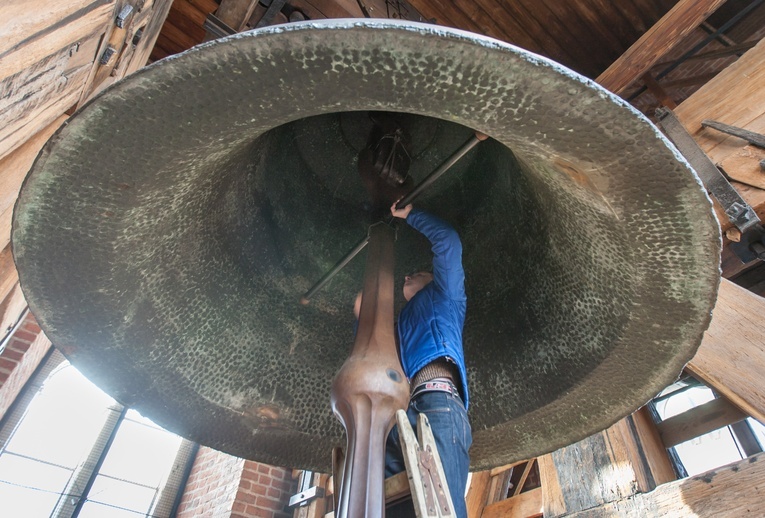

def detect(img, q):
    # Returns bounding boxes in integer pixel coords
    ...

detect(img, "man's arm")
[391,203,466,300]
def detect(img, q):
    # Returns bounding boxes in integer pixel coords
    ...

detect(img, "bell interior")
[12,20,720,471]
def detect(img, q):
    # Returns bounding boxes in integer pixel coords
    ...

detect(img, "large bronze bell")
[12,20,720,472]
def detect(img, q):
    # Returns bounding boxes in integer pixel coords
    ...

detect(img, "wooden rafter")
[596,0,728,95]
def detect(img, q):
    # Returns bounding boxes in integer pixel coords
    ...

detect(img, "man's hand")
[391,201,413,220]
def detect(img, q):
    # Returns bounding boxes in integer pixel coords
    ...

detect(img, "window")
[0,350,194,517]
[651,376,764,477]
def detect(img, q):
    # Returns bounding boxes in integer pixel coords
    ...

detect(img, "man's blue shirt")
[397,208,469,408]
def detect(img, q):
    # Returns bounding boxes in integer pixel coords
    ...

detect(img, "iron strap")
[656,107,761,233]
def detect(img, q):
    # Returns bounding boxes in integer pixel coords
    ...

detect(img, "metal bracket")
[116,5,134,28]
[417,445,451,516]
[656,107,761,234]
[288,485,325,507]
[203,13,238,39]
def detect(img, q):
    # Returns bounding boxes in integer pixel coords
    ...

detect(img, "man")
[383,201,472,518]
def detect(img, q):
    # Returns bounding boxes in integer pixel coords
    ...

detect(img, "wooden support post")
[464,470,492,518]
[596,0,727,95]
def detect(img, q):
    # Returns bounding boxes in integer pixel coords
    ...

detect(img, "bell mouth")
[12,19,720,471]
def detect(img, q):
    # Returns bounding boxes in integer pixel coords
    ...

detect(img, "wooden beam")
[537,454,566,517]
[656,397,748,448]
[0,115,68,250]
[687,279,765,424]
[630,407,676,486]
[566,454,764,517]
[383,471,410,503]
[652,40,759,68]
[215,0,260,31]
[482,487,542,518]
[675,38,765,163]
[465,470,492,518]
[640,72,677,109]
[596,0,727,94]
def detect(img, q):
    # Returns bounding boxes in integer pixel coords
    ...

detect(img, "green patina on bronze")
[12,20,720,471]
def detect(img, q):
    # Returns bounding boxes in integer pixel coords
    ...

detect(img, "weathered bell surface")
[12,20,720,471]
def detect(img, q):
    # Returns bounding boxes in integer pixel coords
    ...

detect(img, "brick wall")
[176,446,246,517]
[175,444,298,518]
[232,461,297,518]
[0,313,52,420]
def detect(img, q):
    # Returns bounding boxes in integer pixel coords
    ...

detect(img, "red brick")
[257,496,284,511]
[270,478,292,491]
[245,504,269,517]
[251,483,267,496]
[242,467,259,480]
[232,501,247,513]
[2,348,24,362]
[235,490,256,505]
[0,371,8,383]
[21,321,42,334]
[266,487,280,499]
[7,340,31,353]
[0,358,18,372]
[10,330,37,343]
[257,464,271,474]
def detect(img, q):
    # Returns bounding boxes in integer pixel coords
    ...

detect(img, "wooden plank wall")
[0,0,173,331]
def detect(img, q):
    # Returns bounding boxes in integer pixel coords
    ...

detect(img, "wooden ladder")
[389,409,456,517]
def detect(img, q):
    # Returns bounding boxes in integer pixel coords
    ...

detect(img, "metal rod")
[395,132,485,209]
[300,236,370,304]
[300,131,487,304]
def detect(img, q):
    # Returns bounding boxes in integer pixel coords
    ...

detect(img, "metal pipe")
[300,131,487,304]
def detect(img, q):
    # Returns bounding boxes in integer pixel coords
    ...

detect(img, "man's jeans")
[385,391,472,518]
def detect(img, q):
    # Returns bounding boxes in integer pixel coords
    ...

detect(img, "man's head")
[403,271,433,301]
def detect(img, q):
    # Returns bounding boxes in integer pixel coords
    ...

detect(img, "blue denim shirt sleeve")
[405,208,466,301]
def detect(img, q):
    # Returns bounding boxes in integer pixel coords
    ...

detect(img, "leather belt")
[411,379,462,401]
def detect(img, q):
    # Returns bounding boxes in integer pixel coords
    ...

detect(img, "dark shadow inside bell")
[201,110,633,432]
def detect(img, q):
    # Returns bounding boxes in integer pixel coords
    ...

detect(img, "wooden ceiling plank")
[157,17,200,51]
[165,3,207,42]
[171,0,212,28]
[565,0,631,65]
[494,0,581,68]
[186,0,219,15]
[409,0,484,34]
[609,0,652,37]
[534,0,611,77]
[448,1,534,49]
[596,0,728,95]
